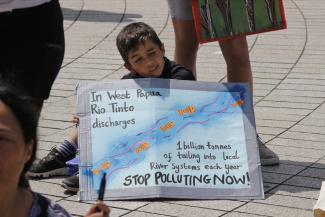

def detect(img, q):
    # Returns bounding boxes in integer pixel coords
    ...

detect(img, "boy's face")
[124,40,165,78]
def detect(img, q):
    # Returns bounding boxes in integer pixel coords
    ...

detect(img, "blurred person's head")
[116,22,166,78]
[0,77,112,217]
[0,79,38,189]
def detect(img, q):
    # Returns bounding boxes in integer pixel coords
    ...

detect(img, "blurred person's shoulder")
[29,191,72,217]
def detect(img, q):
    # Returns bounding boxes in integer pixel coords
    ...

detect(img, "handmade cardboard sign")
[77,79,264,200]
[191,0,287,44]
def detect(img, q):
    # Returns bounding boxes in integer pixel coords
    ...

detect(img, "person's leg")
[218,37,253,95]
[167,0,199,79]
[219,37,278,165]
[69,128,78,145]
[61,129,79,191]
[0,0,65,102]
[56,128,78,158]
[23,1,73,178]
[61,171,79,192]
[28,127,78,178]
[171,18,199,79]
[28,135,77,178]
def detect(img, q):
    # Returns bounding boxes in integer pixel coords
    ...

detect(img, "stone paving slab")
[235,202,312,216]
[268,138,325,150]
[269,184,321,199]
[312,160,325,169]
[277,155,320,167]
[66,195,151,211]
[254,112,303,122]
[257,193,317,210]
[30,180,75,198]
[138,202,226,216]
[261,164,306,175]
[165,200,245,212]
[57,200,130,216]
[285,176,324,189]
[267,145,325,159]
[123,211,169,217]
[262,172,292,184]
[256,126,286,135]
[223,212,263,217]
[27,0,325,216]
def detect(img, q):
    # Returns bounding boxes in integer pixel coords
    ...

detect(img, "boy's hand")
[84,201,110,217]
[72,114,79,127]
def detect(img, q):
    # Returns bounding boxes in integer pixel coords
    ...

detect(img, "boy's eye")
[0,136,9,142]
[135,58,142,63]
[149,52,155,56]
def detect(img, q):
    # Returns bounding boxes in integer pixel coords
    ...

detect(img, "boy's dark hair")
[0,73,38,188]
[116,22,162,65]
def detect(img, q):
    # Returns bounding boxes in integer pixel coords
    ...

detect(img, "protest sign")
[191,0,287,43]
[77,79,264,200]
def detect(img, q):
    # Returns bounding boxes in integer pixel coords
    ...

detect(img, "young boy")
[27,22,196,191]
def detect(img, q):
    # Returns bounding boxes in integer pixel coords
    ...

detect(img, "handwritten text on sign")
[89,89,250,190]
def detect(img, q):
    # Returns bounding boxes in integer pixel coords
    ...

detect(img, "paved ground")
[29,0,325,216]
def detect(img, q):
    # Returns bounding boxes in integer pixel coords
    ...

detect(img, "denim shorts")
[167,0,193,20]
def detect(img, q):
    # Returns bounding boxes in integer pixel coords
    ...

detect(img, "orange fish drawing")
[177,106,195,116]
[231,99,244,108]
[159,121,174,132]
[91,161,111,176]
[133,142,149,154]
